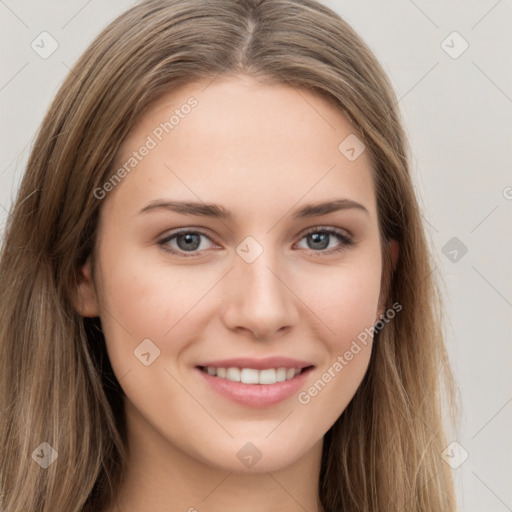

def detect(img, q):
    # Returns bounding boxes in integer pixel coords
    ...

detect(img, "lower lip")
[196,367,313,408]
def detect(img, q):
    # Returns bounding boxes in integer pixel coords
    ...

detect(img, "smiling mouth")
[197,365,314,385]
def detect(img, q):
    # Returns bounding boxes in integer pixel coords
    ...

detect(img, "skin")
[75,74,398,512]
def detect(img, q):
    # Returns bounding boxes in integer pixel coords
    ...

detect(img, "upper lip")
[196,357,314,370]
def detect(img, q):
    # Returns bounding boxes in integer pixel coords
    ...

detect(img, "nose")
[220,245,299,341]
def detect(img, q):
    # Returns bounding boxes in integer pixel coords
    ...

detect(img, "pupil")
[177,233,200,251]
[309,232,328,250]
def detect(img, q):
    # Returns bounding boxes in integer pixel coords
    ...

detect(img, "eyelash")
[158,226,353,258]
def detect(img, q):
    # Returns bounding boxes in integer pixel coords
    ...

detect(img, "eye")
[296,227,353,255]
[158,226,353,258]
[158,229,216,257]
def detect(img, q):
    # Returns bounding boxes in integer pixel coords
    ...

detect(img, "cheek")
[297,252,382,349]
[93,238,204,372]
[293,304,377,431]
[292,251,381,411]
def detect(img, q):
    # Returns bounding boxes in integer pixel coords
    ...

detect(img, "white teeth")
[202,366,304,384]
[240,368,259,384]
[259,368,276,384]
[276,367,287,382]
[226,367,240,382]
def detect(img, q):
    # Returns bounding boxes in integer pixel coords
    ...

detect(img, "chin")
[193,434,319,473]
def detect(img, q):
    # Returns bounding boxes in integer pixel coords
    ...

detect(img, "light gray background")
[1,1,511,510]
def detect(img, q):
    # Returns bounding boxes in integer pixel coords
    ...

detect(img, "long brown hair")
[0,0,457,510]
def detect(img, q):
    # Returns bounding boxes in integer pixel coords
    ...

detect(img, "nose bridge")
[236,236,287,305]
[222,234,299,338]
[240,248,281,297]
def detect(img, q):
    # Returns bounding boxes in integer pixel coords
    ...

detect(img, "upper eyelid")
[159,227,218,245]
[300,225,352,239]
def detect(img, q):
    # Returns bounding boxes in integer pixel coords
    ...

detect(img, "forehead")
[107,74,377,221]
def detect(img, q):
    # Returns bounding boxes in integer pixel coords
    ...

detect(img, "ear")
[375,239,400,321]
[73,257,100,317]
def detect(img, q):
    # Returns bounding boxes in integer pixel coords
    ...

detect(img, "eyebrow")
[138,198,369,220]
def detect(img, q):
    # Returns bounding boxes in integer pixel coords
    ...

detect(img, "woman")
[0,0,458,510]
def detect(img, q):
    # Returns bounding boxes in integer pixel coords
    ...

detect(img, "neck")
[106,400,324,512]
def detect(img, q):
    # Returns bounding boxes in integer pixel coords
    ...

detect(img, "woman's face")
[78,74,386,473]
